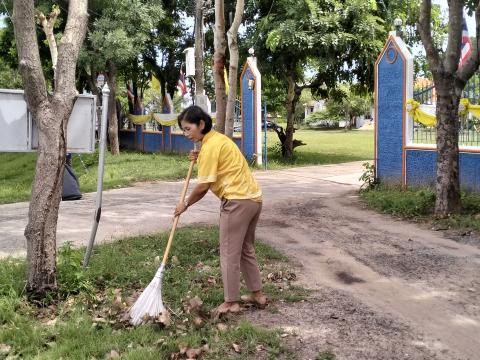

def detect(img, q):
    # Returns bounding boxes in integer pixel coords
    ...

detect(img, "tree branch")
[37,7,60,77]
[418,0,441,74]
[444,0,464,72]
[55,0,88,96]
[12,0,47,110]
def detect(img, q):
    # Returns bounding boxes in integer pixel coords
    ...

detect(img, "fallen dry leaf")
[232,343,241,353]
[44,318,57,326]
[188,296,203,312]
[171,255,179,265]
[185,347,203,358]
[105,350,120,359]
[217,323,228,332]
[155,311,171,327]
[0,344,11,354]
[193,316,204,328]
[178,343,188,354]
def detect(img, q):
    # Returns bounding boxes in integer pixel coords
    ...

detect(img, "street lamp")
[394,18,403,38]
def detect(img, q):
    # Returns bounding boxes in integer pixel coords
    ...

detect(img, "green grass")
[0,130,373,204]
[360,185,480,231]
[265,129,373,169]
[0,226,306,359]
[0,151,191,204]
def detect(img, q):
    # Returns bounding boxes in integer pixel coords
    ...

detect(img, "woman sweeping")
[174,105,267,316]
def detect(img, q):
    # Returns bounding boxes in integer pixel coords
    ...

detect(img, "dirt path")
[1,161,479,359]
[250,187,480,359]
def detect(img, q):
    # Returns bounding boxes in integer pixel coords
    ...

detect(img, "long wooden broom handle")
[161,158,195,265]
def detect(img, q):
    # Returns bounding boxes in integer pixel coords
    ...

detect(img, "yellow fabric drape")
[128,113,179,126]
[152,113,177,126]
[128,114,152,125]
[406,99,436,127]
[459,98,480,119]
[407,98,480,130]
[128,112,217,126]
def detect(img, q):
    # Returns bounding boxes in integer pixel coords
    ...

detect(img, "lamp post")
[394,18,403,38]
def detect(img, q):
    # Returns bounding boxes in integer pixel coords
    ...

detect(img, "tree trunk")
[213,0,227,133]
[195,0,205,95]
[224,0,244,138]
[107,60,119,155]
[284,72,300,159]
[434,84,461,215]
[12,0,88,298]
[417,0,474,217]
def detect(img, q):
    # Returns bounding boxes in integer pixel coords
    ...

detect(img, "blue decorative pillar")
[375,33,413,186]
[240,57,262,166]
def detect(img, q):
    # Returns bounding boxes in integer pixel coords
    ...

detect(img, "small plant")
[359,161,377,190]
[316,351,336,360]
[57,242,93,298]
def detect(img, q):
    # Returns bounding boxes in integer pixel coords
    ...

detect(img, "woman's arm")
[174,182,210,216]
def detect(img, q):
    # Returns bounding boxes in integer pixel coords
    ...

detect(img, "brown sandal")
[211,302,241,321]
[240,294,268,309]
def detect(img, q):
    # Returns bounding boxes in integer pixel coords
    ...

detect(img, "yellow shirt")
[197,130,262,202]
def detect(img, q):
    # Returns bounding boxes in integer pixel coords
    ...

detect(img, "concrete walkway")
[0,161,365,257]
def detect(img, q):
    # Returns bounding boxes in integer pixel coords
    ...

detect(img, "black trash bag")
[62,163,82,201]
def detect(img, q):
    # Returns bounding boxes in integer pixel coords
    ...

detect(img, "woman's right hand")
[189,150,199,162]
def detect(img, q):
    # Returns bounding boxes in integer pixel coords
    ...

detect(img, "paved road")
[0,161,364,257]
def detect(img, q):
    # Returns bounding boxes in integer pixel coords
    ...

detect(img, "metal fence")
[412,75,480,147]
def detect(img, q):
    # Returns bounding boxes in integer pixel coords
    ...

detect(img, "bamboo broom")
[129,156,195,326]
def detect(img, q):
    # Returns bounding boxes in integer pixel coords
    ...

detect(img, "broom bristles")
[129,264,166,326]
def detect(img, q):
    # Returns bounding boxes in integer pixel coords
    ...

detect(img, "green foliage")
[0,226,301,359]
[361,185,480,231]
[316,351,336,360]
[361,185,436,218]
[0,57,22,88]
[57,242,93,298]
[305,86,372,128]
[359,162,377,190]
[88,0,163,66]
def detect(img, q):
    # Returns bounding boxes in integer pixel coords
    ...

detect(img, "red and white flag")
[459,15,472,68]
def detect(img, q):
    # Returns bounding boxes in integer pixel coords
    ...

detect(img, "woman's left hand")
[174,202,187,216]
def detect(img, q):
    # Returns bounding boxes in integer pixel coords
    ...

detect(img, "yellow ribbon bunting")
[128,114,152,125]
[406,98,480,128]
[128,113,180,126]
[459,98,480,119]
[406,99,436,127]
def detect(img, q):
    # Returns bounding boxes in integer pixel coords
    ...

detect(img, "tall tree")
[256,0,384,158]
[85,0,163,154]
[418,0,480,215]
[195,0,205,95]
[224,0,244,138]
[213,0,227,133]
[12,0,88,298]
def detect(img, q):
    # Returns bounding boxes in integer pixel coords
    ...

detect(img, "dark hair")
[177,105,212,134]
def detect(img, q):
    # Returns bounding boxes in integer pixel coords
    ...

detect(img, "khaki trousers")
[219,199,263,302]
